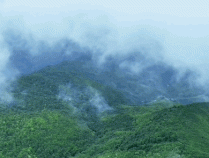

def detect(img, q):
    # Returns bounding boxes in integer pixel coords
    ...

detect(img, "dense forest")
[0,61,209,158]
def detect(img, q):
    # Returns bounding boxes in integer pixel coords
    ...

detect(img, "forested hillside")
[0,61,209,157]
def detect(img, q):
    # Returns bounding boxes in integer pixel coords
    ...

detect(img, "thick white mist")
[0,34,18,103]
[0,0,209,99]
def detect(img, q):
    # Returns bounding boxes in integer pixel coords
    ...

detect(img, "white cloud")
[0,35,18,103]
[0,0,208,90]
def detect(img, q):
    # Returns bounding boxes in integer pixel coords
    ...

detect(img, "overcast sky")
[0,0,209,86]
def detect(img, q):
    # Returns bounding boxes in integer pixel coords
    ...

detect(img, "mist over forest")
[0,0,209,105]
[1,1,209,157]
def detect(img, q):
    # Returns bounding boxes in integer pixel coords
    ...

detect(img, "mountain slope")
[11,61,129,112]
[0,61,209,157]
[1,101,209,157]
[37,60,208,105]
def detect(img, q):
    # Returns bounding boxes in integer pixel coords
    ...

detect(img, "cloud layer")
[0,0,209,102]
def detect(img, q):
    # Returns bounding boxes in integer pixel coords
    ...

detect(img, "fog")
[58,83,112,113]
[0,0,209,103]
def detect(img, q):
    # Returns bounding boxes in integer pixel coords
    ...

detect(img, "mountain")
[16,59,206,105]
[0,60,209,157]
[4,34,208,106]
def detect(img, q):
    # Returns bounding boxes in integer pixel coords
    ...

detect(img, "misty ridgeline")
[0,29,209,158]
[1,29,209,107]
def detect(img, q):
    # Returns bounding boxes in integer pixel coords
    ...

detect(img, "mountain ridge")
[0,60,209,157]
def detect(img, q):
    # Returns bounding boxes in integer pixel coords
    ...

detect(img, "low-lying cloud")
[58,83,112,113]
[0,0,209,103]
[0,34,18,103]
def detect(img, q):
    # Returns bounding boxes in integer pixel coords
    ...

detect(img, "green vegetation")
[1,102,209,157]
[0,61,209,157]
[0,109,94,157]
[12,61,128,112]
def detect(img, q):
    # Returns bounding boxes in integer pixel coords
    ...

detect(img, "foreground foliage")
[1,102,209,157]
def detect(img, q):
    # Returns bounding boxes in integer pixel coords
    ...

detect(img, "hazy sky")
[0,0,209,86]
